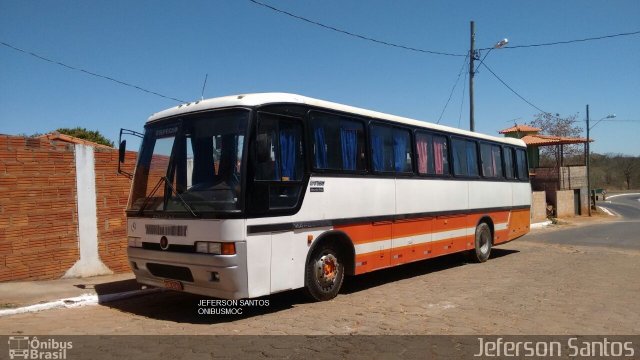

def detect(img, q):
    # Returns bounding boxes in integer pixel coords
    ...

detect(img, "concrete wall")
[559,166,587,190]
[549,189,575,218]
[531,191,547,222]
[532,166,587,192]
[0,135,136,281]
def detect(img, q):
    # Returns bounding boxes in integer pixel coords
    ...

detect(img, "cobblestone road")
[1,230,639,335]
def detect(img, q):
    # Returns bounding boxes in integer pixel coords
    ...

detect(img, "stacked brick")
[0,135,79,281]
[94,148,136,274]
[0,135,137,281]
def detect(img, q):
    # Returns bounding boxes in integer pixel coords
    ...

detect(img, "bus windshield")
[129,109,249,215]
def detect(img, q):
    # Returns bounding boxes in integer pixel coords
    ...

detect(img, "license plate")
[163,279,183,291]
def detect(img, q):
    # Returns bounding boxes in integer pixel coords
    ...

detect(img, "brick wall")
[0,136,79,281]
[94,149,136,274]
[0,135,136,281]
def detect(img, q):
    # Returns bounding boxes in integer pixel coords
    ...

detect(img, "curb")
[530,220,552,229]
[0,288,163,318]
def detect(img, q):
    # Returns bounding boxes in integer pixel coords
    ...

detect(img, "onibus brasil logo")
[8,336,72,359]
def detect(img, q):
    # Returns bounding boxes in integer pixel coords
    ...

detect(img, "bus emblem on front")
[160,236,169,250]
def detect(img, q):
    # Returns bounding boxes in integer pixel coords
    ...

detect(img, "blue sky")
[1,0,639,155]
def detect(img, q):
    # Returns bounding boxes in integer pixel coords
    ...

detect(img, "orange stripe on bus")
[336,210,513,244]
[338,208,531,275]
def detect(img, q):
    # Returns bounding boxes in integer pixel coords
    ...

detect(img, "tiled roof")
[521,134,591,146]
[38,132,113,149]
[499,124,542,134]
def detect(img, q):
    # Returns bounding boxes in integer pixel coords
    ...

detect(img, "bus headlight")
[195,242,235,255]
[128,236,142,247]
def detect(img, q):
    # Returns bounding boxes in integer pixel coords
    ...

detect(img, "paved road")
[522,193,640,250]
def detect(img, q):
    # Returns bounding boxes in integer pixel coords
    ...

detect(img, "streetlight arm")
[589,114,616,130]
[473,38,508,73]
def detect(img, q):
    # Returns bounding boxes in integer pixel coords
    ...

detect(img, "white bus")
[120,93,531,301]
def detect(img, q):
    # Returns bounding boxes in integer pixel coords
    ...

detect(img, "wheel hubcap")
[315,253,339,289]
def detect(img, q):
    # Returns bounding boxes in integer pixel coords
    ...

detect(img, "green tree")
[56,127,114,147]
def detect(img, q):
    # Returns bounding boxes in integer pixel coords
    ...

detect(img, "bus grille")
[145,224,187,237]
[146,263,194,282]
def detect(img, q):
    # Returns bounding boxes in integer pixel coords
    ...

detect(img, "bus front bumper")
[127,243,248,300]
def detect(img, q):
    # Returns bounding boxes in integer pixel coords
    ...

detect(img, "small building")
[499,124,591,217]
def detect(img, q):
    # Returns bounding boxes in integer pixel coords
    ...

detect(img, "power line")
[480,61,557,117]
[437,55,469,124]
[248,0,466,57]
[598,119,640,122]
[0,41,186,103]
[478,30,640,51]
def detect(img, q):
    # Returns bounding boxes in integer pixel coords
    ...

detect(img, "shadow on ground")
[76,279,141,295]
[97,248,519,324]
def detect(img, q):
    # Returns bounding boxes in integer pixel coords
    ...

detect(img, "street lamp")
[586,105,616,216]
[469,20,508,131]
[590,114,616,130]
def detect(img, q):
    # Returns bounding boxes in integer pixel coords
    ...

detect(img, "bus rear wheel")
[304,243,344,301]
[470,222,492,263]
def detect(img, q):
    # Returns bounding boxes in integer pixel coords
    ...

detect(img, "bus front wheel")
[304,243,345,301]
[471,222,492,263]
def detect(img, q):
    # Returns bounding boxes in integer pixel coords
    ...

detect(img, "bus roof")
[147,93,526,147]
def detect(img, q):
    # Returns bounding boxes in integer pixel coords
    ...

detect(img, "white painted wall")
[64,144,112,278]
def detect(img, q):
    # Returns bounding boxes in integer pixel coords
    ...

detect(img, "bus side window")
[370,124,412,173]
[452,138,479,177]
[416,132,449,176]
[311,112,366,172]
[504,147,515,179]
[480,143,503,178]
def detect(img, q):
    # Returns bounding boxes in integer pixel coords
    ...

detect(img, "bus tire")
[304,243,345,301]
[471,222,492,263]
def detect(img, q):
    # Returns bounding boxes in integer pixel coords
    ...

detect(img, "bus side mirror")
[118,128,143,179]
[119,140,127,164]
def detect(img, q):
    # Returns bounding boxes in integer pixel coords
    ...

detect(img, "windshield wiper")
[163,176,198,217]
[138,176,198,217]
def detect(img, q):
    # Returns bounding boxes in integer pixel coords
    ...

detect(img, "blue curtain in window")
[466,143,477,175]
[393,132,407,172]
[314,126,327,169]
[279,129,297,180]
[371,132,384,171]
[340,128,357,170]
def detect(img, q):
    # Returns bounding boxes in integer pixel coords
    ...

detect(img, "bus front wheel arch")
[304,242,345,301]
[303,232,354,301]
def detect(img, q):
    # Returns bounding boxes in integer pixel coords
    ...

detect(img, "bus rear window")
[515,148,529,180]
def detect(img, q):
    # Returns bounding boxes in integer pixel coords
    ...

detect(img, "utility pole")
[469,21,475,132]
[586,104,591,216]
